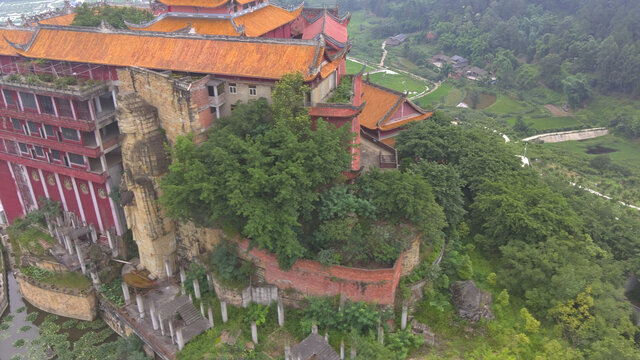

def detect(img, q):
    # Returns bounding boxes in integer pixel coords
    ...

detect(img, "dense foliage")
[339,0,640,107]
[393,111,640,358]
[161,73,445,268]
[72,4,153,29]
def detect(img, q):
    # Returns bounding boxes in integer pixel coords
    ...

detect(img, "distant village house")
[386,33,408,46]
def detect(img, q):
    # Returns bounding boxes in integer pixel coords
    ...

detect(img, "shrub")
[210,240,249,286]
[12,339,26,348]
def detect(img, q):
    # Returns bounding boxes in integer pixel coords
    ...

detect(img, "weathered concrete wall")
[175,222,224,260]
[16,274,96,321]
[23,256,68,273]
[523,128,609,143]
[401,235,421,277]
[210,274,243,306]
[237,240,402,305]
[0,257,7,316]
[117,67,212,145]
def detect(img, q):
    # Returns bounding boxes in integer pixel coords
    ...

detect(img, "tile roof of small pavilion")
[127,4,302,36]
[359,81,432,131]
[302,8,349,49]
[0,24,340,81]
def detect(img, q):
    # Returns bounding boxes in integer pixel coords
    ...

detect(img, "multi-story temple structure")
[0,0,431,277]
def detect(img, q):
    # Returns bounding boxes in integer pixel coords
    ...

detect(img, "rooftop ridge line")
[7,23,323,52]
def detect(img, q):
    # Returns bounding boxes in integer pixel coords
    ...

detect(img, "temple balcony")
[0,129,103,157]
[0,74,110,101]
[0,149,107,183]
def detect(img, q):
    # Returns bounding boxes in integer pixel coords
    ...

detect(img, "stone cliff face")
[117,91,176,277]
[116,67,222,278]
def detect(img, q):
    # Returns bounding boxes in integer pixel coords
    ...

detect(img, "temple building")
[0,0,432,277]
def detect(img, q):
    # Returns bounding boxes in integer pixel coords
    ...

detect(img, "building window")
[44,124,55,137]
[207,86,215,97]
[249,85,257,96]
[27,121,39,137]
[51,149,61,161]
[68,153,84,165]
[19,92,37,110]
[3,89,14,105]
[37,95,55,115]
[18,142,28,154]
[34,146,44,157]
[61,127,79,141]
[229,83,237,94]
[10,118,21,131]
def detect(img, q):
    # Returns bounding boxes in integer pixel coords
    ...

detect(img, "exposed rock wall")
[16,274,96,321]
[116,67,220,278]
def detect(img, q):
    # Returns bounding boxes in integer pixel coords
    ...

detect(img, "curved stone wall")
[16,274,96,321]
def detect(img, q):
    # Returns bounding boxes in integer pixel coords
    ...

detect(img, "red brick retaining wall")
[237,240,402,305]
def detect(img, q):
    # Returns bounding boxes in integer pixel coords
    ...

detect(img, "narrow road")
[379,40,387,67]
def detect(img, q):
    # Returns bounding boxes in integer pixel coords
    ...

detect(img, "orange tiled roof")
[9,26,324,80]
[38,13,76,26]
[359,82,403,130]
[360,82,431,131]
[0,29,35,56]
[320,56,342,78]
[157,0,228,7]
[131,5,302,37]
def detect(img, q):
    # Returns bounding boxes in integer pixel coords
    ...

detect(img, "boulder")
[450,280,494,323]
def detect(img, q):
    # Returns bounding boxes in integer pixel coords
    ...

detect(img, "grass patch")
[367,71,429,95]
[12,338,26,348]
[444,87,466,106]
[345,59,376,74]
[25,312,38,322]
[416,82,453,107]
[27,268,91,290]
[0,322,10,330]
[542,135,640,172]
[527,116,583,130]
[486,95,529,114]
[18,325,32,333]
[16,306,26,313]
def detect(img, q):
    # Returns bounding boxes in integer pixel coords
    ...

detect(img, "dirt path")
[545,104,570,116]
[379,40,388,67]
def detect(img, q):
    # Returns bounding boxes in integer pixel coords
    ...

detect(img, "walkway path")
[379,40,388,67]
[570,182,640,211]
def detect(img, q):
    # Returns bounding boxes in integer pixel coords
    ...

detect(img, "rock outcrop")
[450,280,494,323]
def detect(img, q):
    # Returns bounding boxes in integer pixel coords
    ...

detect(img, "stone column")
[324,331,329,342]
[158,313,165,336]
[180,267,186,285]
[89,224,97,243]
[350,344,356,359]
[206,273,213,291]
[107,229,115,250]
[200,302,205,317]
[90,270,101,290]
[75,241,86,274]
[165,260,173,278]
[208,307,214,328]
[251,321,258,344]
[221,301,228,323]
[169,320,175,344]
[340,340,345,360]
[64,234,74,255]
[378,325,384,344]
[284,342,291,360]
[150,303,158,330]
[176,328,184,350]
[193,279,201,299]
[136,294,145,319]
[401,305,408,330]
[122,281,131,304]
[277,299,285,327]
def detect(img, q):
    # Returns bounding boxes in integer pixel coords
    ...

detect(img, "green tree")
[161,75,353,268]
[355,169,446,239]
[563,74,590,109]
[410,161,466,227]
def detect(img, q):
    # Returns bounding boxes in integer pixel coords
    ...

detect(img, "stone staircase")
[177,301,201,325]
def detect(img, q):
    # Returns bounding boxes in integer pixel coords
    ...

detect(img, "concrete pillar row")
[221,301,228,323]
[251,321,258,344]
[121,281,131,304]
[136,294,145,319]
